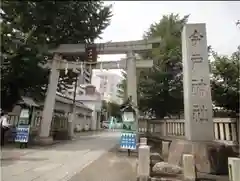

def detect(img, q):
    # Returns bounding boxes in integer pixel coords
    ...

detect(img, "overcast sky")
[94,1,240,75]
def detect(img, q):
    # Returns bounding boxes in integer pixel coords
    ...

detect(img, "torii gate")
[39,38,161,143]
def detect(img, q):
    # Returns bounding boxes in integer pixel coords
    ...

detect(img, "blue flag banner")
[15,125,30,143]
[120,132,137,150]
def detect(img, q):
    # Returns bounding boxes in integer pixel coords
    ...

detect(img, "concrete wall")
[54,100,92,131]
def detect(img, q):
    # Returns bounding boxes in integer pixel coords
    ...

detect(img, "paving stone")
[1,131,120,181]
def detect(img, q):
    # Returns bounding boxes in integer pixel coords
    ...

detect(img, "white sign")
[20,109,29,119]
[122,112,135,122]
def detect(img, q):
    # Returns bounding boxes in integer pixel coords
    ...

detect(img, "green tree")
[138,14,189,118]
[211,47,240,114]
[1,1,112,111]
[117,70,127,101]
[101,100,121,118]
[1,17,49,110]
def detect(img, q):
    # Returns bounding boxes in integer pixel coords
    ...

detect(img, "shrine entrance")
[39,38,161,143]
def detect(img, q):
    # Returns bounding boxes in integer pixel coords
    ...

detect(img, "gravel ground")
[69,146,138,181]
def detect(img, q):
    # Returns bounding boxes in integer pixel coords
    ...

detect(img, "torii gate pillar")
[38,54,61,143]
[126,51,138,106]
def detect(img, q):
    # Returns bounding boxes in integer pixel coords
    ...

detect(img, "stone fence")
[138,118,239,145]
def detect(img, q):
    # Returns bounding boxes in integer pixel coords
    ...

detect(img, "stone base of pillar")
[36,136,54,145]
[167,139,238,174]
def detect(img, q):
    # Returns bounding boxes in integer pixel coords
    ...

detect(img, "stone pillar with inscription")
[182,23,214,141]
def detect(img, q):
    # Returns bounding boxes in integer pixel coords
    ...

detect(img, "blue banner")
[15,125,30,143]
[120,132,137,150]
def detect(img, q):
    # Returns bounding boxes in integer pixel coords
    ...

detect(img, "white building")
[63,70,122,130]
[64,82,102,131]
[92,71,122,104]
[91,75,102,93]
[74,85,102,130]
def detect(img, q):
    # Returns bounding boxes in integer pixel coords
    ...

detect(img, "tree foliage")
[117,70,127,101]
[1,13,49,110]
[138,14,189,118]
[115,14,239,118]
[101,100,121,118]
[211,47,240,114]
[1,1,112,111]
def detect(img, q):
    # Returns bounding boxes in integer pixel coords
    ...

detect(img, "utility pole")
[68,61,86,139]
[68,69,79,139]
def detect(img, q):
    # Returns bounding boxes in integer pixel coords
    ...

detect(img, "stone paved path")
[1,131,121,181]
[70,147,137,181]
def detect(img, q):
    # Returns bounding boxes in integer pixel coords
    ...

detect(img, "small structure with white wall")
[75,84,102,131]
[8,94,93,142]
[54,94,93,131]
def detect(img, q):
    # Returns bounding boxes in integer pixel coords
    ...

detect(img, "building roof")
[55,93,92,111]
[76,94,101,101]
[18,96,40,107]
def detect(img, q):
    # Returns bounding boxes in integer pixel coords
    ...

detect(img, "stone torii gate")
[39,38,161,143]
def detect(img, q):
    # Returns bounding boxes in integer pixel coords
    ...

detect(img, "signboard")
[85,45,97,63]
[15,125,30,143]
[120,104,137,152]
[120,132,137,150]
[122,112,135,122]
[20,109,29,118]
[19,109,30,125]
[122,111,136,131]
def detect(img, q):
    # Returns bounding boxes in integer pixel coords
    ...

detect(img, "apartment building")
[92,71,122,104]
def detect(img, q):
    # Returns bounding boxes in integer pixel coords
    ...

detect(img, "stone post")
[228,157,240,181]
[138,144,150,181]
[39,54,61,143]
[183,154,196,181]
[162,141,170,159]
[140,137,147,145]
[182,23,214,141]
